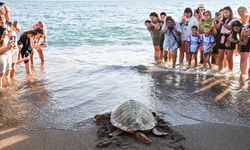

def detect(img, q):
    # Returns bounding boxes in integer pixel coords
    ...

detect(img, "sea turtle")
[94,100,168,144]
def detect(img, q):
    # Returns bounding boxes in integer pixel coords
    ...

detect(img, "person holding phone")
[217,6,238,72]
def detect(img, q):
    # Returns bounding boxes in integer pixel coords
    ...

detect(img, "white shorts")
[4,50,12,71]
[12,49,19,63]
[0,54,7,74]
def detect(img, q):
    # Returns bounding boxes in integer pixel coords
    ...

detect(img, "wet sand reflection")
[0,64,52,127]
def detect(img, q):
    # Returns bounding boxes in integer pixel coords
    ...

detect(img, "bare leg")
[172,49,177,68]
[30,50,34,65]
[203,55,207,69]
[184,41,190,63]
[188,54,192,66]
[218,49,225,71]
[163,50,168,62]
[0,74,3,88]
[226,50,234,71]
[37,47,45,64]
[10,63,15,78]
[25,62,31,75]
[194,54,198,67]
[2,71,10,87]
[240,52,250,76]
[179,41,185,65]
[154,46,162,61]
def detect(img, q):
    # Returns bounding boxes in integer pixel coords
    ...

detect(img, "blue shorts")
[189,51,198,55]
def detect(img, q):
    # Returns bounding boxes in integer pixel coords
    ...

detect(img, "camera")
[195,8,199,14]
[144,20,151,26]
[168,27,174,30]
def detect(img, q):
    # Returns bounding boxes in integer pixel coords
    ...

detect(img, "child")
[187,25,201,67]
[201,25,216,69]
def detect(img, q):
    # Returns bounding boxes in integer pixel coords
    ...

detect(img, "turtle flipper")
[109,129,124,136]
[133,132,152,144]
[152,127,169,136]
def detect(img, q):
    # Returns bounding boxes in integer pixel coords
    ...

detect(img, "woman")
[239,20,250,80]
[0,26,14,88]
[30,21,48,64]
[238,6,249,25]
[217,6,237,72]
[19,28,44,75]
[179,8,199,65]
[146,12,163,62]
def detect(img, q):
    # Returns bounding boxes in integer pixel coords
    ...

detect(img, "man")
[161,16,182,68]
[146,12,163,61]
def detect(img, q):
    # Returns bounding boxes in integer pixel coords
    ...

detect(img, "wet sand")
[1,123,249,150]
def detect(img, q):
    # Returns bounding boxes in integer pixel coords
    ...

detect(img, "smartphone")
[13,21,17,28]
[9,36,16,44]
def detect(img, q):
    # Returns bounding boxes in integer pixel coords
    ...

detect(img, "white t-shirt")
[220,18,238,34]
[180,16,199,41]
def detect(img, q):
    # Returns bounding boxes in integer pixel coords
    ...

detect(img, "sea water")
[0,0,249,130]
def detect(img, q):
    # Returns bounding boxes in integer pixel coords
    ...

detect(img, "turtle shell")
[110,100,157,132]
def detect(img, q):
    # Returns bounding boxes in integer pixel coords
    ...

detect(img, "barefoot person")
[30,21,48,64]
[217,6,237,71]
[0,26,15,88]
[161,16,182,68]
[187,25,201,67]
[201,25,216,69]
[18,28,44,75]
[10,22,21,78]
[239,20,250,80]
[180,8,199,65]
[146,12,163,61]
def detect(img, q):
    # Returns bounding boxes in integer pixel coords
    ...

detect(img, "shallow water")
[0,0,249,131]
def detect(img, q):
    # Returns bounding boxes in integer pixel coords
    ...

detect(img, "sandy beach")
[1,123,249,150]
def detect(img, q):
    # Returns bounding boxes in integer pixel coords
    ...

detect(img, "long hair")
[20,28,44,39]
[0,26,6,46]
[224,6,233,19]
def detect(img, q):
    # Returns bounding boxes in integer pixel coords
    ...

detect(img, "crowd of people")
[146,5,250,80]
[0,2,47,88]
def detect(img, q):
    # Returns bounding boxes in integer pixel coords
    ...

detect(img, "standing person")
[10,22,21,78]
[160,12,167,61]
[187,25,201,67]
[201,25,216,69]
[30,21,48,64]
[146,12,163,61]
[161,16,182,68]
[239,20,250,80]
[217,6,238,72]
[194,4,206,22]
[212,9,224,65]
[179,8,199,65]
[198,10,214,64]
[0,26,15,88]
[238,6,249,25]
[18,28,44,75]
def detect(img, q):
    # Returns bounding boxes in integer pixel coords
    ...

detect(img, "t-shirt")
[201,33,215,53]
[180,16,199,41]
[220,18,238,34]
[187,35,201,52]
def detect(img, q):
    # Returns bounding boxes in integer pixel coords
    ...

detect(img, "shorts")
[0,51,12,74]
[21,47,32,64]
[217,34,235,50]
[152,38,161,46]
[203,52,211,57]
[212,44,219,54]
[240,40,250,52]
[190,51,198,55]
[0,55,6,74]
[12,49,19,63]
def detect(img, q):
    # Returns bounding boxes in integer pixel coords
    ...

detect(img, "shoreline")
[1,123,250,150]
